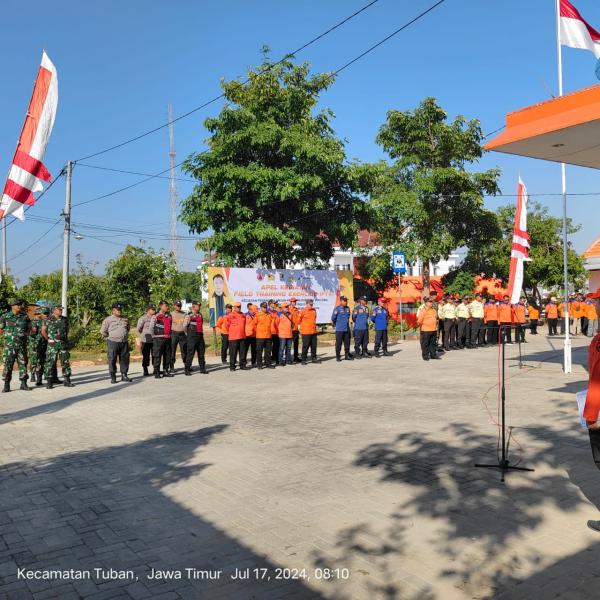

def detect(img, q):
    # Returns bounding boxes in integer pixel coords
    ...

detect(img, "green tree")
[371,98,501,295]
[104,245,180,317]
[19,271,62,305]
[441,270,477,298]
[70,255,107,328]
[178,271,203,302]
[458,201,585,303]
[181,51,373,268]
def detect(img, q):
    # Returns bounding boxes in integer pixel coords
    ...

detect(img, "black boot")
[110,374,118,384]
[143,367,149,377]
[199,366,208,374]
[154,370,161,379]
[2,380,10,393]
[52,376,63,385]
[164,370,174,378]
[63,376,75,388]
[336,355,342,362]
[46,380,53,389]
[184,369,192,376]
[121,374,132,382]
[36,372,43,386]
[345,353,354,361]
[20,379,32,391]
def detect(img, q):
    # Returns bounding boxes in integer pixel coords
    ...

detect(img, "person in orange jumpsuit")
[484,296,499,345]
[557,298,566,335]
[216,304,232,364]
[289,297,301,363]
[299,298,319,364]
[242,303,257,368]
[527,303,540,335]
[586,295,599,338]
[513,297,527,344]
[225,302,248,371]
[498,295,514,344]
[417,296,440,361]
[545,297,559,336]
[274,302,294,365]
[580,291,600,531]
[570,294,584,336]
[255,302,275,369]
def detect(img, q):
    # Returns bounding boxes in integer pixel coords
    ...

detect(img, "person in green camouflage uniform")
[42,305,75,389]
[28,306,49,387]
[0,298,32,392]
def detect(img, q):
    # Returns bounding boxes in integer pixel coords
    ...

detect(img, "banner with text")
[207,267,354,327]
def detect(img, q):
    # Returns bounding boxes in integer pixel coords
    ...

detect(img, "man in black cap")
[101,303,132,383]
[352,295,371,358]
[183,301,207,375]
[136,303,156,376]
[170,300,187,372]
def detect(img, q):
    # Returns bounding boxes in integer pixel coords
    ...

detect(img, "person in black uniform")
[184,301,208,375]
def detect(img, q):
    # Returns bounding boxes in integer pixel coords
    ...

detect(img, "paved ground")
[0,332,598,600]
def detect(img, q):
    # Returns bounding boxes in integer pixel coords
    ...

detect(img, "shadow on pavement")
[0,425,326,599]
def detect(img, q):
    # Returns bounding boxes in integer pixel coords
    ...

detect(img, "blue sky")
[2,0,600,284]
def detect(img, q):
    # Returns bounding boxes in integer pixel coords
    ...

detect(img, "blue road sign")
[392,252,406,274]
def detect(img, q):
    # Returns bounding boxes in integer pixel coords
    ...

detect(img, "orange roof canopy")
[486,84,600,169]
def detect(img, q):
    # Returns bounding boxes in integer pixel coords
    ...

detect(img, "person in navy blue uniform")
[371,297,391,357]
[331,296,353,362]
[352,296,371,358]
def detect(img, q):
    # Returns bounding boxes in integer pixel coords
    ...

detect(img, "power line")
[73,0,383,162]
[76,162,197,182]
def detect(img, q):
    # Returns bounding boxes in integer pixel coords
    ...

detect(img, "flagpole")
[556,0,572,373]
[1,220,6,279]
[61,161,73,317]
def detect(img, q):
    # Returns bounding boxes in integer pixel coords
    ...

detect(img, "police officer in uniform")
[101,303,132,384]
[184,301,208,375]
[455,296,470,349]
[332,296,353,362]
[0,298,32,392]
[469,293,485,348]
[151,301,173,378]
[371,297,391,357]
[42,305,75,389]
[352,296,371,358]
[170,300,187,372]
[136,303,156,376]
[28,305,49,386]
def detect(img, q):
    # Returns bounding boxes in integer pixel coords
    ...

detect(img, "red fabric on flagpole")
[560,0,600,42]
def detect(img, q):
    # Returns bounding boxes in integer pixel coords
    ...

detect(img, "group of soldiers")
[0,298,73,392]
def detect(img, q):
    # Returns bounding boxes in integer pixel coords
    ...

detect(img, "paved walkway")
[0,332,597,599]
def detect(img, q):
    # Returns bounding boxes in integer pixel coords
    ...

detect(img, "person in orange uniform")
[557,297,566,335]
[527,303,540,335]
[242,303,257,368]
[289,297,301,363]
[580,291,600,531]
[225,302,248,372]
[274,302,294,366]
[586,295,599,338]
[255,302,275,369]
[513,297,527,344]
[417,296,440,361]
[498,295,514,344]
[545,297,559,336]
[299,298,319,364]
[216,304,232,364]
[570,294,584,335]
[484,296,499,345]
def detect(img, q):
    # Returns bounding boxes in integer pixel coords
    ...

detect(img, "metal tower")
[167,103,178,265]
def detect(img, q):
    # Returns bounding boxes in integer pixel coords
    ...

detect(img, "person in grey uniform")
[136,303,156,376]
[100,303,132,384]
[170,300,187,371]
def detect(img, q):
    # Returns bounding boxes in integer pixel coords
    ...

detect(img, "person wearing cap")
[484,295,499,345]
[216,304,232,364]
[440,296,457,351]
[299,298,318,364]
[136,303,156,376]
[468,294,485,348]
[332,296,353,362]
[289,297,301,363]
[498,295,514,344]
[42,305,75,389]
[225,301,248,371]
[371,297,390,357]
[170,300,187,372]
[269,300,280,365]
[274,302,294,365]
[545,297,559,336]
[527,302,540,335]
[436,297,446,348]
[242,303,257,368]
[255,302,275,369]
[512,297,527,344]
[455,296,470,349]
[28,305,49,386]
[184,301,207,375]
[417,296,440,361]
[557,297,566,335]
[352,296,371,358]
[150,301,173,378]
[101,303,132,384]
[586,293,599,338]
[0,298,32,392]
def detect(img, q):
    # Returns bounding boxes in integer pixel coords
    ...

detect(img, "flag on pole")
[560,0,600,58]
[0,51,58,221]
[506,177,531,305]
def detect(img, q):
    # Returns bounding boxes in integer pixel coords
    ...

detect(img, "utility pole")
[61,161,73,316]
[168,104,178,266]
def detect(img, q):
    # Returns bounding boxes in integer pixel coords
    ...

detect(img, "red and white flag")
[506,177,531,305]
[0,51,58,221]
[560,0,600,58]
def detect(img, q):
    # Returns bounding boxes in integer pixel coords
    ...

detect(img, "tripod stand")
[475,325,534,482]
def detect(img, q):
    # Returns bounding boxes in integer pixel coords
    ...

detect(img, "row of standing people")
[544,294,599,337]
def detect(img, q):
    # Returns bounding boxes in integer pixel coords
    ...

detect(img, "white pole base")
[564,338,572,374]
